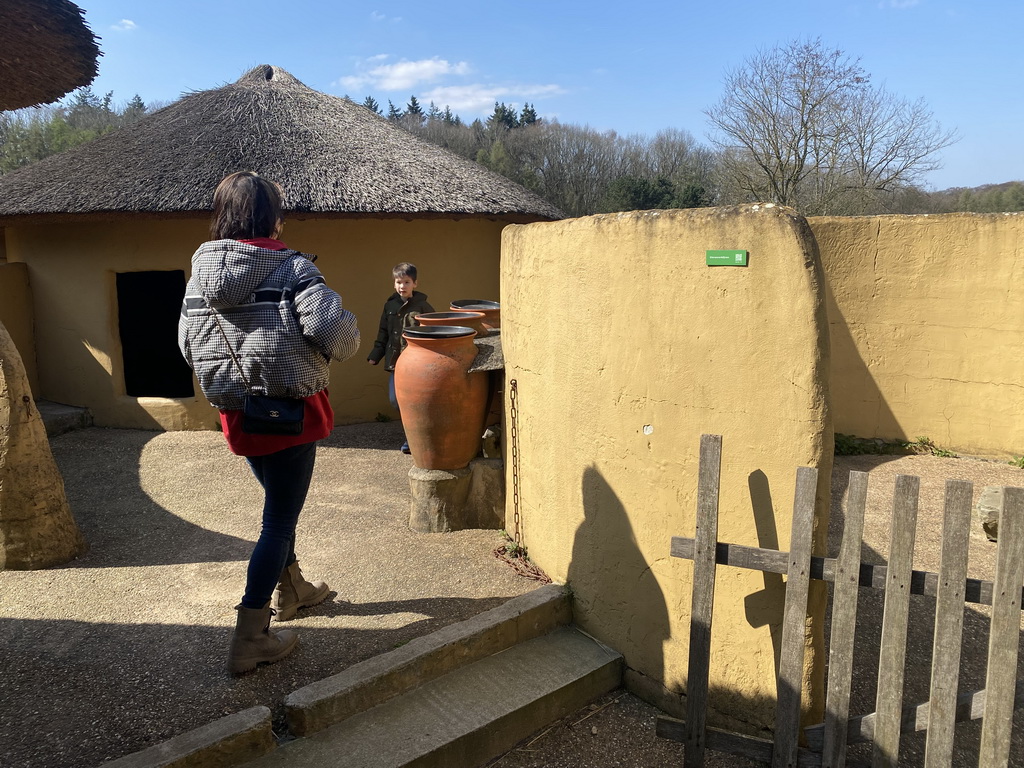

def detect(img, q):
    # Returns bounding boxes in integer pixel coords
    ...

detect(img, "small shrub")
[1010,456,1024,469]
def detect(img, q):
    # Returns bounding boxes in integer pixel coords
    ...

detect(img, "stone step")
[249,625,622,768]
[35,399,91,436]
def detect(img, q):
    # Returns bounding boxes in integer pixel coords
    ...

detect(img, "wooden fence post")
[685,434,723,768]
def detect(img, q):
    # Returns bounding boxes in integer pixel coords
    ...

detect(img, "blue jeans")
[389,373,408,447]
[240,441,317,609]
[388,372,400,413]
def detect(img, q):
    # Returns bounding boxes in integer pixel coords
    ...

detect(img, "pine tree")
[486,102,519,132]
[520,103,539,126]
[361,96,381,115]
[405,96,425,126]
[121,95,147,125]
[387,100,403,122]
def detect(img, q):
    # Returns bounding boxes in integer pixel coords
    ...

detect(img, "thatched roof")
[0,0,100,110]
[0,65,564,222]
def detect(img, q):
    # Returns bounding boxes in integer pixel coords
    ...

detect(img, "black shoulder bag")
[211,313,305,435]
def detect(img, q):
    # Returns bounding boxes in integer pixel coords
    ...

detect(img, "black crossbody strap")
[209,311,254,394]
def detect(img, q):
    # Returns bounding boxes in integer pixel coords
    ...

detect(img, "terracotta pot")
[416,311,489,337]
[394,325,489,470]
[450,299,500,330]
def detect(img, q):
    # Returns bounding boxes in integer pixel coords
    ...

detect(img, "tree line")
[0,88,155,174]
[2,39,1021,218]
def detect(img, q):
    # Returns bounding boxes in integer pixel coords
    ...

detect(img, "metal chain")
[509,378,522,546]
[493,377,550,583]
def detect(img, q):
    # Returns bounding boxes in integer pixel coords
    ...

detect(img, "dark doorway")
[117,270,194,398]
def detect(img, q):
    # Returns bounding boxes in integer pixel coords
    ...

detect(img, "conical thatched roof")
[0,65,564,222]
[0,0,100,110]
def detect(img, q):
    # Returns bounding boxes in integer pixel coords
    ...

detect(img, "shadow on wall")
[825,282,902,442]
[569,466,669,683]
[743,470,785,675]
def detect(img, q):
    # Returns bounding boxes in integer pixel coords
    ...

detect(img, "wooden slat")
[821,470,869,768]
[923,479,973,767]
[670,538,1020,608]
[872,474,919,768]
[772,466,819,768]
[979,486,1024,767]
[805,679,1024,749]
[657,717,824,767]
[684,434,723,768]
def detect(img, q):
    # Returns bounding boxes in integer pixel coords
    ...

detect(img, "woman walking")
[179,171,359,673]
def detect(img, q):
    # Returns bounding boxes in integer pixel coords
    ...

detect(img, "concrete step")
[249,625,622,768]
[35,399,91,436]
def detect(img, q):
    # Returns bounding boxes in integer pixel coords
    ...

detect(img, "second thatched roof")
[0,65,564,222]
[0,0,100,110]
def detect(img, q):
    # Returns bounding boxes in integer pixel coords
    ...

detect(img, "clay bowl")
[402,325,477,339]
[417,311,488,337]
[449,299,500,329]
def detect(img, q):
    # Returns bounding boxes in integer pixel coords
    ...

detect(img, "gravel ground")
[0,422,538,768]
[1,426,1022,768]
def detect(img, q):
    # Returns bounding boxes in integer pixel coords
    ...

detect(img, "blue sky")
[75,0,1021,191]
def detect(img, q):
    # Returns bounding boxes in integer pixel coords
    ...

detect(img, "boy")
[367,263,434,452]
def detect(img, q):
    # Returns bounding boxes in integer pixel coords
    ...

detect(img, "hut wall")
[810,212,1024,458]
[0,260,38,392]
[3,216,506,429]
[502,205,832,732]
[288,216,505,425]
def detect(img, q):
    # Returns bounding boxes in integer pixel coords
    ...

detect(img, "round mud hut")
[0,65,562,429]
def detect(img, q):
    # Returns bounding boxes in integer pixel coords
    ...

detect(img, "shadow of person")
[568,465,670,687]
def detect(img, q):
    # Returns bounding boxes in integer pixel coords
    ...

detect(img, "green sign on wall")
[706,250,749,266]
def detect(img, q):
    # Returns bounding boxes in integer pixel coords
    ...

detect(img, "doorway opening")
[116,270,194,398]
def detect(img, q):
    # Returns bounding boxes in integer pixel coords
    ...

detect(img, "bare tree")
[705,38,958,215]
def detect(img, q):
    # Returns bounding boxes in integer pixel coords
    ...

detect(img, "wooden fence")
[657,434,1024,767]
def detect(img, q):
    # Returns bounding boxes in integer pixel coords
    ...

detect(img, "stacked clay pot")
[416,311,488,337]
[394,325,489,470]
[449,299,500,330]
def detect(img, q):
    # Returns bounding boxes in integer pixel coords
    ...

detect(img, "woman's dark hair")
[210,171,283,240]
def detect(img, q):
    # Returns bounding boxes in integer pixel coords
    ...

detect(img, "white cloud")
[111,19,137,32]
[878,0,920,8]
[337,55,565,116]
[370,11,402,23]
[422,83,565,116]
[341,56,471,91]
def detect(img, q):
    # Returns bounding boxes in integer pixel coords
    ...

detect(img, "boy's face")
[394,275,417,300]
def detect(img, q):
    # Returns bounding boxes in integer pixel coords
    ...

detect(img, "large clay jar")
[416,311,489,337]
[395,325,489,470]
[450,299,500,330]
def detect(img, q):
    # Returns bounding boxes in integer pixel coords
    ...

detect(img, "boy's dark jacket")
[368,291,434,371]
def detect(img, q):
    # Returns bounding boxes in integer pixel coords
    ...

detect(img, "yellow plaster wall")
[0,262,38,392]
[502,205,833,731]
[811,212,1024,458]
[4,217,505,429]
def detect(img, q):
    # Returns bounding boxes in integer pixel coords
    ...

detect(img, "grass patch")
[835,433,958,458]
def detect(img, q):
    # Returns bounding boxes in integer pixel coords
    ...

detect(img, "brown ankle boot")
[228,603,298,674]
[271,561,330,622]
